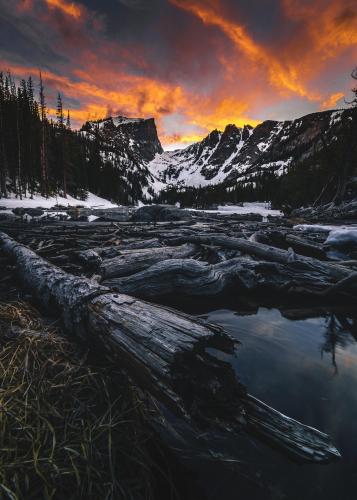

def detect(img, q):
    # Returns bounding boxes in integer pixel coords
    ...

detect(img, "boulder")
[25,208,44,217]
[12,208,26,216]
[131,205,192,222]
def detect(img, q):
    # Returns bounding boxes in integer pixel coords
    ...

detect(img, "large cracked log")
[0,231,341,464]
[103,257,357,300]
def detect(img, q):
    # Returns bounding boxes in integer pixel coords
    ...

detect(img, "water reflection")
[321,314,357,375]
[193,305,357,500]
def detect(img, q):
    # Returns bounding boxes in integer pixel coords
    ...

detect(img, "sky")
[1,0,357,149]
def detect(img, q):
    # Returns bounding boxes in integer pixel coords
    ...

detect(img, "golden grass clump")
[0,301,157,500]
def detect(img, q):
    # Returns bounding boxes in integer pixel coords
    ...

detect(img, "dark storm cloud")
[116,0,153,9]
[0,1,67,69]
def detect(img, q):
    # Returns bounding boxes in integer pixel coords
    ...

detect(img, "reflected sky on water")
[194,307,357,500]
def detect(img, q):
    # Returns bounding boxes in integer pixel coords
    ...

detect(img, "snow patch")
[294,224,357,233]
[112,116,144,126]
[325,229,357,247]
[188,202,282,217]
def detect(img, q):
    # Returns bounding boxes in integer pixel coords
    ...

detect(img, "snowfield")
[0,192,119,210]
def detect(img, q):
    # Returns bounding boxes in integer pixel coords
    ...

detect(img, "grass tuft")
[0,301,161,500]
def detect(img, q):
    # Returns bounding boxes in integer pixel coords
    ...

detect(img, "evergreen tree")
[56,93,64,128]
[56,93,67,197]
[351,67,357,107]
[0,72,8,197]
[16,87,23,199]
[66,110,71,129]
[39,72,48,197]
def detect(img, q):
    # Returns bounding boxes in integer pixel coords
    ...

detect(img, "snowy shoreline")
[0,192,119,210]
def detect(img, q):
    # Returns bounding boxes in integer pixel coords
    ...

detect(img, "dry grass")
[0,301,162,500]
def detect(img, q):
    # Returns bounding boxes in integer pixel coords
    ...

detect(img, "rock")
[25,208,44,217]
[131,205,192,222]
[92,207,132,222]
[12,208,26,216]
[67,207,92,219]
[50,204,70,210]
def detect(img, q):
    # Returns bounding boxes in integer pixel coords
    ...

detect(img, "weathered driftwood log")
[77,238,162,270]
[0,231,341,464]
[103,257,357,300]
[99,243,198,279]
[165,234,350,280]
[250,230,326,260]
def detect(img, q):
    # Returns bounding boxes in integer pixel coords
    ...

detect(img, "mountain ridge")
[80,107,357,206]
[148,108,356,192]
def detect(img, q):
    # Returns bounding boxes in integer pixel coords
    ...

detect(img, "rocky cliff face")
[82,116,163,162]
[148,108,357,194]
[81,116,164,200]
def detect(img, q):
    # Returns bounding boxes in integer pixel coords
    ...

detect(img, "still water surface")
[191,306,357,500]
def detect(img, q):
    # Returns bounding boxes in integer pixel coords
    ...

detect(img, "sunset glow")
[2,0,357,147]
[45,0,82,19]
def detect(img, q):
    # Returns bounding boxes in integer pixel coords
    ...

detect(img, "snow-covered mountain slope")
[79,108,356,201]
[148,108,356,191]
[81,116,165,199]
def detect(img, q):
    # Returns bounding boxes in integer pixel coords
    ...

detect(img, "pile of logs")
[0,212,351,467]
[1,215,355,302]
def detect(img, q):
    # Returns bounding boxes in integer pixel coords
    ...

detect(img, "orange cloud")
[283,0,357,55]
[185,97,261,132]
[281,0,357,69]
[161,133,206,146]
[320,92,344,110]
[45,0,82,19]
[170,0,357,110]
[169,0,316,99]
[1,60,186,126]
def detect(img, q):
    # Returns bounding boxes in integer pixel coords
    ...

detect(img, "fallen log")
[102,257,357,300]
[99,243,198,279]
[77,238,162,269]
[165,234,350,280]
[250,230,326,260]
[0,231,341,464]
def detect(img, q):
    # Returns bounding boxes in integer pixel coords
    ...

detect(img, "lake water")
[185,304,357,500]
